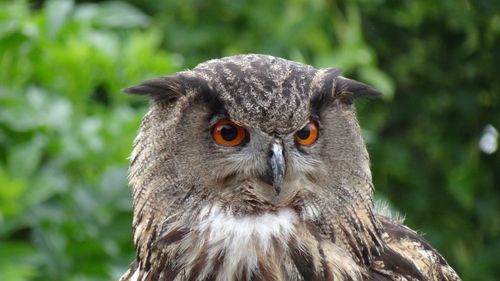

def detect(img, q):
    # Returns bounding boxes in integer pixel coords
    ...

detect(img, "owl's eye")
[211,120,247,146]
[295,120,319,146]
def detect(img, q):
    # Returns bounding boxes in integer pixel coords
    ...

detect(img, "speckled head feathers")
[126,54,379,134]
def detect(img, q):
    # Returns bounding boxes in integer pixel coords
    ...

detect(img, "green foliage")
[0,1,177,280]
[1,0,499,280]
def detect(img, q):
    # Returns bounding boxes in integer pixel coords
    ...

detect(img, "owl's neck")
[131,203,383,281]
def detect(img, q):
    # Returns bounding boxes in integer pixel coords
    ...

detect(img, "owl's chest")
[167,205,362,281]
[180,206,297,280]
[133,204,365,281]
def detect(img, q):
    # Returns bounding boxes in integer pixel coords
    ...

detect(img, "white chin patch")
[196,205,297,280]
[197,205,297,249]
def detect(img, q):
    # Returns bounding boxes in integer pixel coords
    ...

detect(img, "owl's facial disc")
[208,113,324,207]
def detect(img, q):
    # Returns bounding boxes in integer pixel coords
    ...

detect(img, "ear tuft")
[334,76,381,104]
[124,75,186,102]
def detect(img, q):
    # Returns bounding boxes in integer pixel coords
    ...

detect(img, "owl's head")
[127,54,379,218]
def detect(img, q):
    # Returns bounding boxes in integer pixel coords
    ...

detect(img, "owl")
[120,54,461,281]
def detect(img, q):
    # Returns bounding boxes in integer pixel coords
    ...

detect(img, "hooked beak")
[268,142,285,195]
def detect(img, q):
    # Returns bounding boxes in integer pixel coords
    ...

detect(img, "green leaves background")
[0,0,498,280]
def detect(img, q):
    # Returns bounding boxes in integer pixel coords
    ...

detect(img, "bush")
[0,1,177,279]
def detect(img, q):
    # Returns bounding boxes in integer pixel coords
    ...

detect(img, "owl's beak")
[269,142,285,195]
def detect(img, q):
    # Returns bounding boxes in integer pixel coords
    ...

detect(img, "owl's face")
[185,108,327,212]
[128,54,378,217]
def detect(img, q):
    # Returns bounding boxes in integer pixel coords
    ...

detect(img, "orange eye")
[295,120,319,146]
[211,120,247,147]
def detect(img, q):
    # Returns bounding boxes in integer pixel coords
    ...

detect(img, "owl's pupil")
[297,127,311,140]
[220,125,238,141]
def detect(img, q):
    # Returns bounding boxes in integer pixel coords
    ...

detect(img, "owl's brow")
[310,91,332,116]
[194,83,228,116]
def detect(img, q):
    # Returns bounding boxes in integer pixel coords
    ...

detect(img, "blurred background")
[0,0,499,280]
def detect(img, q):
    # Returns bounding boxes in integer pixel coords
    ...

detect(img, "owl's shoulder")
[369,216,461,281]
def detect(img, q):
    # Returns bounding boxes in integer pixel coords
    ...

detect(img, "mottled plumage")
[120,54,461,281]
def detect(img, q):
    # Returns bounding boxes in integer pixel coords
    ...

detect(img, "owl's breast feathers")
[120,204,460,281]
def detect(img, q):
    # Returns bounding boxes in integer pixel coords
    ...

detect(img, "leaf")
[7,135,47,179]
[95,1,150,28]
[45,0,74,38]
[0,241,40,281]
[0,166,27,218]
